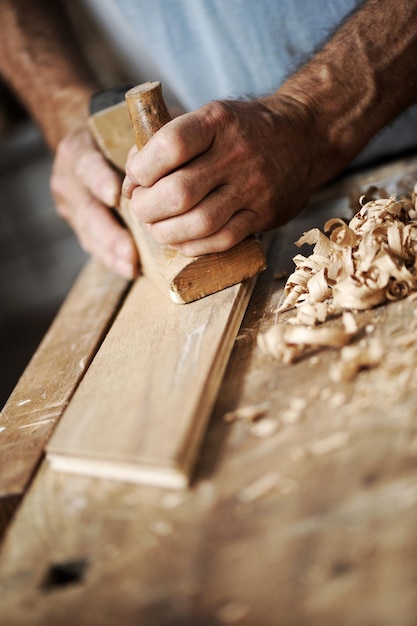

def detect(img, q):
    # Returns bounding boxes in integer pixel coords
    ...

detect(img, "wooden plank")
[46,272,257,488]
[0,259,128,499]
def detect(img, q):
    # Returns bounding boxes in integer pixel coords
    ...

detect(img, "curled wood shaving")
[330,338,384,382]
[238,472,298,503]
[216,602,250,624]
[224,402,279,438]
[238,472,280,503]
[223,402,270,423]
[279,193,417,314]
[249,417,279,438]
[259,188,417,366]
[307,431,351,456]
[258,311,358,364]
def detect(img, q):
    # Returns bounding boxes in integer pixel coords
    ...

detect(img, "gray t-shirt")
[82,0,417,167]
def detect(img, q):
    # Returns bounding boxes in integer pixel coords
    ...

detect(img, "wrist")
[258,88,339,199]
[38,81,99,150]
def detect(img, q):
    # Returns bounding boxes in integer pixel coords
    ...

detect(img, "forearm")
[0,0,100,149]
[266,0,417,187]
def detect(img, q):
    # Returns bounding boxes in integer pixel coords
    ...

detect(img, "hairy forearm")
[268,0,417,186]
[0,0,100,149]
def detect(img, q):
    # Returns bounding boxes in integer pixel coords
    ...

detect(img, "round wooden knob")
[125,81,172,149]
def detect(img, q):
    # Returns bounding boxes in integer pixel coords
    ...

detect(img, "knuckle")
[74,149,100,179]
[130,189,152,223]
[218,227,239,251]
[157,125,188,164]
[197,209,218,236]
[55,136,73,162]
[234,137,252,162]
[165,175,194,215]
[147,221,168,245]
[205,100,233,128]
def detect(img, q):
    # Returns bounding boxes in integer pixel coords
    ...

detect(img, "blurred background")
[0,79,87,408]
[0,1,133,407]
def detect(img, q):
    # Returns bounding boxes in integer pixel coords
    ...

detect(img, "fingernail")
[103,181,120,205]
[121,178,133,199]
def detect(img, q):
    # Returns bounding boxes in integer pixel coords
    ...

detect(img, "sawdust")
[216,602,250,623]
[237,471,298,503]
[223,402,271,423]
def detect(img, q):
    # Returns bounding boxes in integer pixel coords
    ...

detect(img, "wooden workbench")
[1,157,417,625]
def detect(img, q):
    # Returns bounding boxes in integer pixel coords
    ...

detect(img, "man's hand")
[122,97,315,257]
[122,0,417,258]
[51,128,139,278]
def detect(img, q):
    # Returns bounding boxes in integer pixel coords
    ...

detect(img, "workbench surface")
[1,158,417,626]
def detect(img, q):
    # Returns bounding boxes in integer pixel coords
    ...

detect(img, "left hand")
[122,97,316,257]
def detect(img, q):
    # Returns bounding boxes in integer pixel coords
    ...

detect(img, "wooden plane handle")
[122,81,266,303]
[125,82,172,149]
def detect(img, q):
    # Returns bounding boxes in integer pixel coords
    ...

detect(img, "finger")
[124,110,215,187]
[146,184,238,244]
[128,156,223,223]
[75,148,123,208]
[57,180,138,279]
[168,209,257,257]
[80,201,139,279]
[121,174,137,200]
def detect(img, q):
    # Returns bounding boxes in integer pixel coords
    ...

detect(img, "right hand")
[50,127,139,279]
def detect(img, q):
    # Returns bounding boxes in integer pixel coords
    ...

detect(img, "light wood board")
[46,273,257,488]
[0,259,128,499]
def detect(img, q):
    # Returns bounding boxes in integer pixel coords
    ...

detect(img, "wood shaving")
[307,431,351,456]
[249,417,279,438]
[151,520,173,536]
[223,402,271,423]
[216,602,250,624]
[330,338,384,382]
[280,398,308,424]
[397,485,417,510]
[290,397,308,411]
[277,476,299,494]
[328,391,347,408]
[258,311,358,364]
[238,472,280,503]
[160,491,188,509]
[280,193,417,314]
[259,188,417,366]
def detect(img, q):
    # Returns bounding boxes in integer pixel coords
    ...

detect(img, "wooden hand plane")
[88,81,266,304]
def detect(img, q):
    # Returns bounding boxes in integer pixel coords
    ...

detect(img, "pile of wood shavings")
[259,187,417,365]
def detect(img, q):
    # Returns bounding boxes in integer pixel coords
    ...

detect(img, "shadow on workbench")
[0,495,21,543]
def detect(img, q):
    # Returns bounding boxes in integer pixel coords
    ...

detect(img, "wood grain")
[88,100,134,171]
[0,260,128,498]
[1,235,417,625]
[2,157,417,624]
[46,272,257,488]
